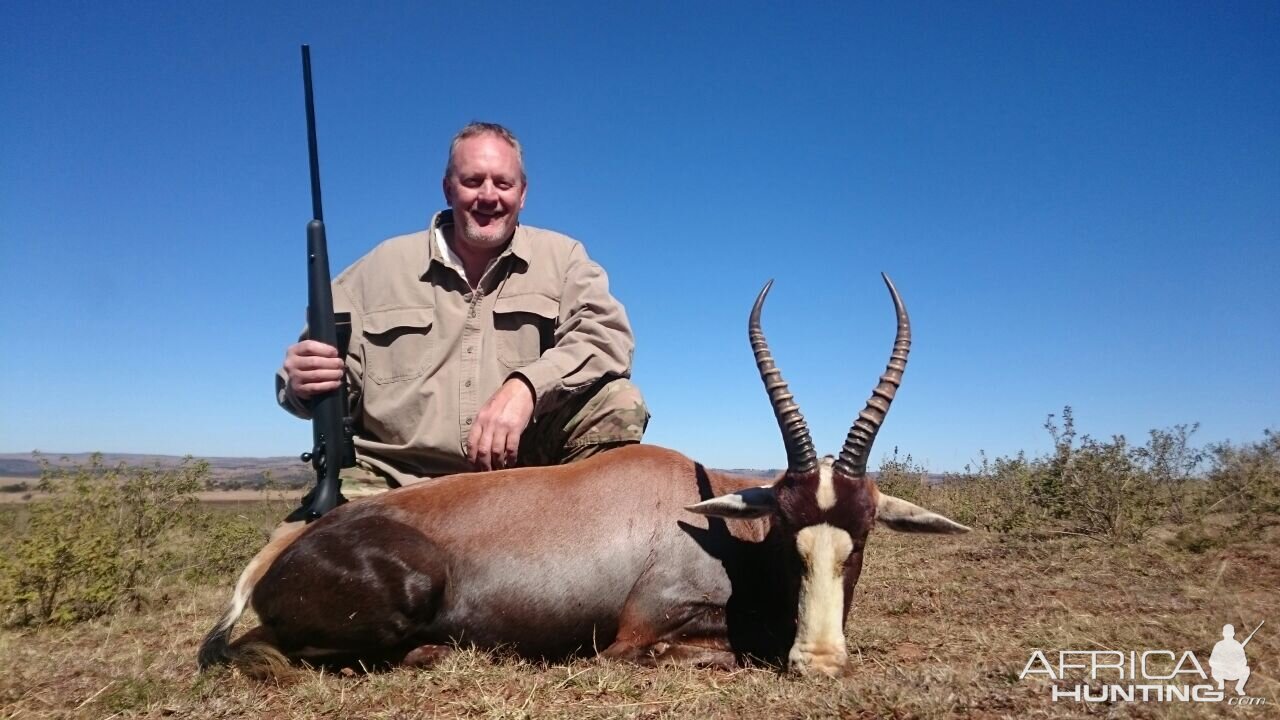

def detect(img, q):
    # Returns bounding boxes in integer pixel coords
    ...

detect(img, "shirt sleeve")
[513,243,635,415]
[275,366,312,419]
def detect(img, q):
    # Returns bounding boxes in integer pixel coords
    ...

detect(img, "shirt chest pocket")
[362,307,435,384]
[493,293,558,369]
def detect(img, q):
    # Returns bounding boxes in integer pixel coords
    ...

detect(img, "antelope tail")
[197,521,307,672]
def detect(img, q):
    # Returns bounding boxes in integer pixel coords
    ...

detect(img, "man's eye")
[463,179,482,188]
[497,183,512,191]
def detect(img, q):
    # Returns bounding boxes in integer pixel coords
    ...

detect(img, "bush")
[185,512,272,584]
[933,451,1040,534]
[185,472,298,583]
[1030,409,1164,540]
[875,447,929,505]
[1204,429,1280,530]
[874,408,1277,544]
[1134,423,1205,524]
[0,455,205,626]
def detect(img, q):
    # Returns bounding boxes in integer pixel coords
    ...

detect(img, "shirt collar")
[429,211,467,279]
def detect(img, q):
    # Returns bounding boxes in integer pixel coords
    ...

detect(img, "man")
[277,122,648,487]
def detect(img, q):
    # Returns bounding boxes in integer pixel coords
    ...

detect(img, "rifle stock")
[296,45,354,521]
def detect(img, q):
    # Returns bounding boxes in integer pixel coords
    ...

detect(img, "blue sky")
[2,1,1277,471]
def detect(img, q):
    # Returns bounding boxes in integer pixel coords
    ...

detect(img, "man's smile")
[470,209,504,224]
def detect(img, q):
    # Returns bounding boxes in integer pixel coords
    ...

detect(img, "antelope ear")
[686,486,778,519]
[876,493,971,534]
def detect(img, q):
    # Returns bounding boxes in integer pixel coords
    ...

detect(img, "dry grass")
[2,522,1276,720]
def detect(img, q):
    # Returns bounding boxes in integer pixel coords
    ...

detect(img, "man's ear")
[685,486,777,519]
[442,175,454,205]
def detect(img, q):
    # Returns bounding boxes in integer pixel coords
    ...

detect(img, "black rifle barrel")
[299,44,352,520]
[302,45,324,222]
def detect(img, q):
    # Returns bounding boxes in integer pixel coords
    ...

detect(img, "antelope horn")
[750,280,817,475]
[833,273,910,479]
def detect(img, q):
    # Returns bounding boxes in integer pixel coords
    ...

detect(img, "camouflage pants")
[518,377,650,466]
[338,377,649,496]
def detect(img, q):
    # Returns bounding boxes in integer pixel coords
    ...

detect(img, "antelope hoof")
[403,644,454,668]
[789,648,848,678]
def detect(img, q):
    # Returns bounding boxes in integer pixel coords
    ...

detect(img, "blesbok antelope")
[199,274,968,678]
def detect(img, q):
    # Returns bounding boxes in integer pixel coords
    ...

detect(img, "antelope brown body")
[199,275,968,677]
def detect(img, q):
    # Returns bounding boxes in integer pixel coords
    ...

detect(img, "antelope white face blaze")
[816,456,837,510]
[790,523,854,676]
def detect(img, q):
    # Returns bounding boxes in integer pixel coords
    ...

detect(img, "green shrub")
[1134,423,1205,524]
[1002,408,1203,540]
[186,512,270,583]
[933,451,1041,534]
[875,447,929,505]
[0,454,204,626]
[185,472,297,583]
[1205,429,1280,530]
[874,408,1277,544]
[1053,431,1163,540]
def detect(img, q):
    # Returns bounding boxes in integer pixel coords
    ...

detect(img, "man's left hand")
[467,377,535,471]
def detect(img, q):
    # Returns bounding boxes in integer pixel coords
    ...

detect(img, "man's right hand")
[284,340,345,400]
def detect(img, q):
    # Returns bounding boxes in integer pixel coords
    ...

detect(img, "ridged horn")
[750,280,817,475]
[833,273,910,479]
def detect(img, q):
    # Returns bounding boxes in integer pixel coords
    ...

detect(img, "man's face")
[443,134,527,251]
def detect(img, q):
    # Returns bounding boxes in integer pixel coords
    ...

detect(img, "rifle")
[294,44,355,521]
[1242,620,1264,647]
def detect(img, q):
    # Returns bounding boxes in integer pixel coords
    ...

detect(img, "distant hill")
[718,468,947,485]
[0,452,313,490]
[0,453,947,494]
[718,468,781,479]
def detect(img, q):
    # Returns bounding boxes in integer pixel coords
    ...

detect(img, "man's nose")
[477,180,498,203]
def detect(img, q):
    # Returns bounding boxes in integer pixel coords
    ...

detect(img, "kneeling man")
[278,122,648,489]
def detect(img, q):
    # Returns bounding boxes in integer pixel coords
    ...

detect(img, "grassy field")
[1,500,1275,720]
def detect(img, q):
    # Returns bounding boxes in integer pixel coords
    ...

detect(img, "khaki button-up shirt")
[277,210,636,485]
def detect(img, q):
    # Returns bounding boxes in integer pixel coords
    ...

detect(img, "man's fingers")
[290,365,344,394]
[465,424,482,465]
[489,429,512,470]
[296,340,339,358]
[472,425,496,471]
[295,355,344,372]
[501,434,520,470]
[474,446,492,472]
[285,339,345,400]
[470,424,518,472]
[296,380,341,397]
[492,426,518,470]
[468,380,535,472]
[286,352,343,373]
[482,428,504,471]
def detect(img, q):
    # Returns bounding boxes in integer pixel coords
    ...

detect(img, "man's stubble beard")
[460,217,517,251]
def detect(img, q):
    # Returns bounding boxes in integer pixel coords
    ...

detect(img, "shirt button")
[466,346,473,354]
[465,379,472,387]
[465,417,473,425]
